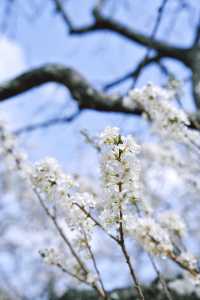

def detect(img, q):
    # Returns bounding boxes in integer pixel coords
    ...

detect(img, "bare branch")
[1,63,200,132]
[0,63,141,114]
[103,55,161,91]
[144,0,169,57]
[69,16,189,63]
[133,0,169,86]
[53,0,73,30]
[193,15,200,46]
[51,0,189,64]
[14,110,81,135]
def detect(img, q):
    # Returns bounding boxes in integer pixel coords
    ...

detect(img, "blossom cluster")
[0,114,26,170]
[1,108,200,294]
[126,215,173,255]
[158,211,186,238]
[98,127,141,226]
[27,127,200,286]
[31,157,96,239]
[0,114,30,199]
[124,83,197,144]
[126,209,186,254]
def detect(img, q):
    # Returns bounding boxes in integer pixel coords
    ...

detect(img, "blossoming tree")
[1,1,200,300]
[1,82,200,300]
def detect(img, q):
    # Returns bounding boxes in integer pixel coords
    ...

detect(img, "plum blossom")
[125,83,195,144]
[158,211,186,237]
[126,215,173,255]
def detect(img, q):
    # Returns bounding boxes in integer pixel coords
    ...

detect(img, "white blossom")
[125,83,193,143]
[40,248,62,266]
[30,157,76,201]
[98,127,141,229]
[158,211,186,237]
[126,215,173,255]
[99,127,141,203]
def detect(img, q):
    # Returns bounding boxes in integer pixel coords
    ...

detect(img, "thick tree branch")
[0,63,142,114]
[1,63,200,131]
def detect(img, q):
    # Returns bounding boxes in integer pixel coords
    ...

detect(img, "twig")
[82,228,108,299]
[34,189,107,299]
[53,0,73,30]
[73,202,118,242]
[148,254,173,300]
[131,0,169,87]
[117,183,145,300]
[14,110,81,135]
[103,55,161,91]
[34,189,88,275]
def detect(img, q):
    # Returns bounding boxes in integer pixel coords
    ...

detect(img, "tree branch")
[69,16,189,63]
[14,110,81,135]
[193,15,200,46]
[103,55,161,91]
[53,0,73,30]
[0,63,142,114]
[52,0,190,65]
[1,63,200,132]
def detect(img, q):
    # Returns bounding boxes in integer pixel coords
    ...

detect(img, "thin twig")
[135,203,174,300]
[34,189,88,275]
[82,228,108,299]
[131,0,169,87]
[53,0,73,30]
[34,189,107,299]
[117,183,145,300]
[14,110,81,135]
[148,254,173,300]
[73,202,118,242]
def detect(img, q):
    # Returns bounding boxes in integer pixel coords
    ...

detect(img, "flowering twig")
[148,254,173,300]
[82,228,108,299]
[34,189,107,299]
[34,188,87,274]
[73,202,118,242]
[117,184,145,300]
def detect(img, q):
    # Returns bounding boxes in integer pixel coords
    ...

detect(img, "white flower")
[126,83,192,143]
[30,157,76,201]
[158,211,186,237]
[98,127,141,229]
[99,126,120,145]
[99,127,141,202]
[40,248,61,266]
[126,216,173,255]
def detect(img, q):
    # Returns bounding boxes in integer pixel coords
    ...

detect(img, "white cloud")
[0,35,26,81]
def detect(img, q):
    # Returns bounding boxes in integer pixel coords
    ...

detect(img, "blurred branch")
[68,18,189,64]
[14,110,81,135]
[193,15,200,46]
[103,55,161,90]
[52,0,189,63]
[0,63,141,115]
[0,63,200,130]
[53,0,73,30]
[132,0,169,85]
[144,0,169,58]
